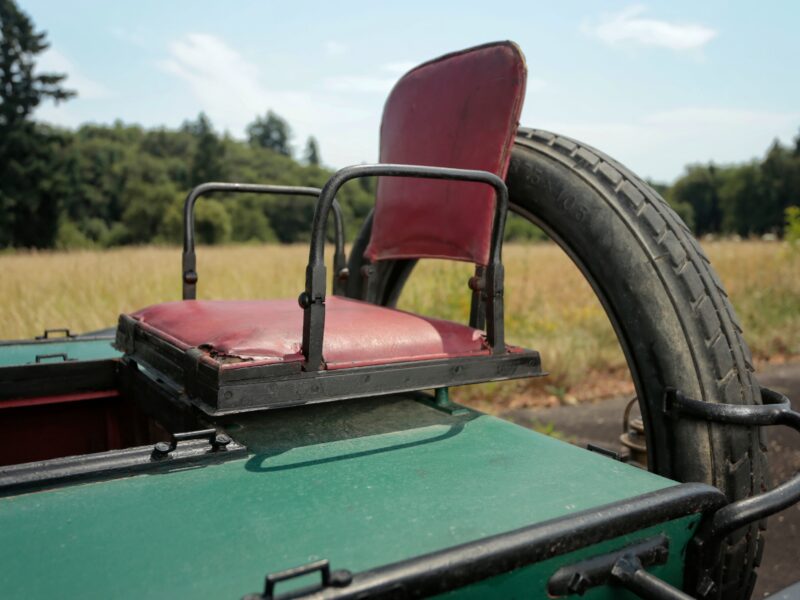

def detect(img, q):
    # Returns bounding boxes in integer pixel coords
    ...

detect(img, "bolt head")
[330,569,353,587]
[214,434,232,447]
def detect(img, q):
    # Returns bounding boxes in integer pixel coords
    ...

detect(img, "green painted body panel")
[0,337,119,367]
[440,518,698,600]
[0,397,694,598]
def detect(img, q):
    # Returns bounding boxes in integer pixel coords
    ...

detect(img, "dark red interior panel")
[364,41,527,265]
[0,392,159,467]
[131,297,498,370]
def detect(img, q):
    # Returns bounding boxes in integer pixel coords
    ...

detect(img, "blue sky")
[25,1,800,182]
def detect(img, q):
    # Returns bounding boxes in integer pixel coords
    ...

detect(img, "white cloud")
[37,48,113,100]
[157,33,377,166]
[324,41,347,56]
[157,33,264,122]
[583,5,717,51]
[532,107,800,181]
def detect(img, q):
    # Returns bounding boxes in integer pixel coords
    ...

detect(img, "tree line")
[1,0,798,251]
[655,137,800,238]
[16,115,377,249]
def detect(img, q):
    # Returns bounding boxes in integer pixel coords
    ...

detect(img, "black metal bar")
[586,443,622,461]
[610,554,693,600]
[181,182,347,300]
[548,535,670,596]
[0,358,118,401]
[241,483,725,599]
[136,345,543,415]
[0,436,246,496]
[303,164,509,371]
[665,387,800,541]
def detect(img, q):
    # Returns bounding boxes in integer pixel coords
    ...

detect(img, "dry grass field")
[1,241,797,410]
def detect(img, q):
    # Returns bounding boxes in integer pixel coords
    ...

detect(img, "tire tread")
[516,128,766,600]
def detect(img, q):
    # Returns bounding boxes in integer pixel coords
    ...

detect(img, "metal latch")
[243,559,353,600]
[150,428,232,460]
[548,535,692,599]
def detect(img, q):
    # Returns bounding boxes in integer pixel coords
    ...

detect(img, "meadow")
[2,241,797,411]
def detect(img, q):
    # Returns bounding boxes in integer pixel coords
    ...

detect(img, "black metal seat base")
[119,324,543,416]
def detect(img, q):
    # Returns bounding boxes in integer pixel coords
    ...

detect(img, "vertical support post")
[360,261,380,303]
[484,262,504,353]
[302,164,508,371]
[483,165,508,354]
[468,265,486,330]
[300,263,327,371]
[182,250,198,300]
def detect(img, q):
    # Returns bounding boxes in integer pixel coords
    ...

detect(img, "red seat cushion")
[364,41,527,266]
[130,297,493,371]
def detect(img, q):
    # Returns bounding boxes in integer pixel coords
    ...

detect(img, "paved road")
[501,363,800,598]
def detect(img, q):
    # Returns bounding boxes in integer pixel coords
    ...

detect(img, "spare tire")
[345,128,768,600]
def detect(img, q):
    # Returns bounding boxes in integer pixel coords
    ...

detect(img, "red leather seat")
[131,297,497,371]
[120,42,527,378]
[366,41,526,265]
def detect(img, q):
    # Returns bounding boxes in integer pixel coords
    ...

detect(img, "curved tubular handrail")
[181,182,347,300]
[301,164,509,371]
[665,387,800,542]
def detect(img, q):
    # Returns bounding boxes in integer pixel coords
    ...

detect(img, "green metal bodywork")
[0,396,698,599]
[0,336,119,367]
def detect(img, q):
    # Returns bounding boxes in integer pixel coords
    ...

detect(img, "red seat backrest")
[363,41,527,266]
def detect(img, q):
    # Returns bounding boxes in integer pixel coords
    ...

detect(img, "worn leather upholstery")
[364,41,527,265]
[130,297,493,370]
[123,42,527,369]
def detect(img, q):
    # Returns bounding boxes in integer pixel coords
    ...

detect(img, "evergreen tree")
[185,112,226,186]
[304,136,320,166]
[0,0,75,247]
[246,110,292,156]
[0,0,74,130]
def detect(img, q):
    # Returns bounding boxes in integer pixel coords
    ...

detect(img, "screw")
[329,570,353,587]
